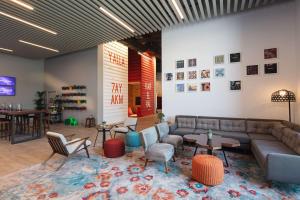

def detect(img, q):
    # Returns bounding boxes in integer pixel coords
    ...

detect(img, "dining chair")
[140,126,175,173]
[44,131,91,170]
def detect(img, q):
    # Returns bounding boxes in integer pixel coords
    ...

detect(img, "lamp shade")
[271,89,296,102]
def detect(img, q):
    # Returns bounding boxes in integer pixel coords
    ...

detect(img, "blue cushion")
[126,131,141,147]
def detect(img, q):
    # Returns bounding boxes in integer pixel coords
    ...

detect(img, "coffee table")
[183,134,240,167]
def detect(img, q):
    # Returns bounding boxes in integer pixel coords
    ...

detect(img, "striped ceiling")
[0,0,289,59]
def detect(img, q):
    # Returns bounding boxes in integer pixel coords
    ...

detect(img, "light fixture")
[171,0,184,19]
[271,89,296,122]
[9,0,34,10]
[0,11,57,35]
[0,48,13,52]
[19,40,59,52]
[99,7,135,33]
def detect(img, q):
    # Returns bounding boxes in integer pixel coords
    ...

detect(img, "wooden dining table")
[0,109,46,144]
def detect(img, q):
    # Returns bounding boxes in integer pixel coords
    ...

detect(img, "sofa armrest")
[169,123,177,134]
[267,153,300,184]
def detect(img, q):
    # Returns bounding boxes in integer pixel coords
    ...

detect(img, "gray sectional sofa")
[170,115,300,184]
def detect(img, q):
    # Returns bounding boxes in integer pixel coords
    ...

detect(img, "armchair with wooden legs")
[44,131,91,170]
[112,117,137,138]
[140,126,175,174]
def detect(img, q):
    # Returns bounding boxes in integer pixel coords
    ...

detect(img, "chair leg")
[42,152,55,165]
[85,147,90,158]
[56,158,68,171]
[172,156,176,162]
[164,161,168,174]
[144,159,149,169]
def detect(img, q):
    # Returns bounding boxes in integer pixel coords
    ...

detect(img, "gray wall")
[44,48,98,124]
[0,53,44,109]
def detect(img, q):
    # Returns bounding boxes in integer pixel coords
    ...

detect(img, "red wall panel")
[128,49,141,82]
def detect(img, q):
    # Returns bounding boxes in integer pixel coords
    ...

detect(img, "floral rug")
[0,147,299,200]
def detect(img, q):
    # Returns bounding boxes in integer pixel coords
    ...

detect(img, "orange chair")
[192,155,224,186]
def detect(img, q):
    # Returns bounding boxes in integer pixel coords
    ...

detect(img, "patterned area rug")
[0,147,299,200]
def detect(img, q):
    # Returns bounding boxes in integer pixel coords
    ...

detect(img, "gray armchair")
[140,126,175,173]
[156,122,183,154]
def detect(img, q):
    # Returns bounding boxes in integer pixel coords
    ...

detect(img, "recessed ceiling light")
[0,11,57,35]
[0,48,13,52]
[19,40,59,52]
[99,7,135,33]
[171,0,184,19]
[9,0,34,10]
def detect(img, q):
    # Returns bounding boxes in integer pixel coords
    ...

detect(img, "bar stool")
[0,120,11,141]
[85,117,96,128]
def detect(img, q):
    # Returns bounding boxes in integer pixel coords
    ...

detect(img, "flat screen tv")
[135,97,141,105]
[0,76,16,96]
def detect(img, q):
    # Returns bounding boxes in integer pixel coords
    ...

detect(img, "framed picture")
[188,58,197,67]
[165,73,173,81]
[214,68,225,78]
[201,69,210,78]
[214,55,225,64]
[188,71,197,79]
[264,48,277,59]
[176,83,185,92]
[201,82,211,91]
[187,83,197,92]
[176,72,185,80]
[264,63,277,74]
[230,81,241,90]
[230,53,241,63]
[246,65,259,75]
[176,60,184,69]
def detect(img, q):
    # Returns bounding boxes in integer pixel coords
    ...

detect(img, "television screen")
[135,97,141,105]
[0,76,16,86]
[0,86,15,96]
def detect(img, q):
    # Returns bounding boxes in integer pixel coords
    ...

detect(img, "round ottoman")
[192,155,224,186]
[104,139,125,158]
[126,131,141,147]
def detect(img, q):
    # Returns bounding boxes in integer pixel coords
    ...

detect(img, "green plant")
[157,112,165,123]
[34,91,46,110]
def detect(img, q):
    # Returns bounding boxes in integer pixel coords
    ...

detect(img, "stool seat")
[104,139,125,158]
[192,154,224,186]
[126,131,141,147]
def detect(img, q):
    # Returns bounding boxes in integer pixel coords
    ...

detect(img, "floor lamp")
[271,89,296,122]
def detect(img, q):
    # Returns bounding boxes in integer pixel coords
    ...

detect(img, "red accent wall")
[140,52,155,116]
[128,49,141,82]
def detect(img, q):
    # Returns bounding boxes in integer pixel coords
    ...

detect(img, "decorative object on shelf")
[165,73,173,81]
[188,71,197,79]
[176,60,184,69]
[271,89,296,122]
[176,83,185,93]
[63,106,87,110]
[246,65,259,75]
[214,55,224,65]
[34,91,46,110]
[230,81,241,91]
[62,85,86,90]
[157,112,165,123]
[201,70,210,78]
[264,63,277,74]
[187,83,197,92]
[176,72,184,80]
[264,48,277,59]
[230,53,241,63]
[201,82,211,92]
[214,68,225,78]
[188,58,197,67]
[64,116,78,126]
[62,93,86,97]
[59,99,87,104]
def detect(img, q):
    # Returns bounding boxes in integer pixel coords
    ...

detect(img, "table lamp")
[271,89,296,122]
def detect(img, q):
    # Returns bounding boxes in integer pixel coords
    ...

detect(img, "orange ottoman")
[192,155,224,186]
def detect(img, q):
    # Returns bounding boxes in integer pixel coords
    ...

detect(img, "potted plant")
[34,91,46,110]
[157,112,165,123]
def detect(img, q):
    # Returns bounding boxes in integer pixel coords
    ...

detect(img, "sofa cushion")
[247,120,281,134]
[196,118,219,130]
[251,140,296,168]
[213,130,250,144]
[194,129,208,135]
[173,128,195,136]
[177,117,196,129]
[248,134,277,141]
[281,128,300,154]
[271,125,285,140]
[220,119,246,132]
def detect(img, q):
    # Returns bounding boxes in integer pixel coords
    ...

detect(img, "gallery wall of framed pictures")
[164,47,279,93]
